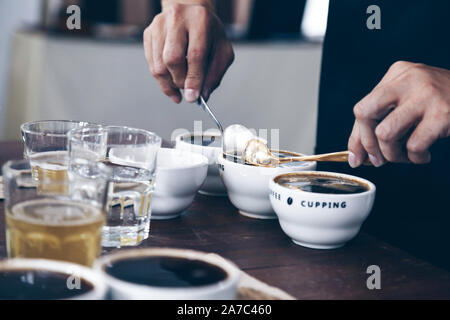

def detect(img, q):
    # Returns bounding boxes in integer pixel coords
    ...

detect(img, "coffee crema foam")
[181,134,221,147]
[275,173,369,194]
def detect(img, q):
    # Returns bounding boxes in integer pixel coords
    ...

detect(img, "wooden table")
[1,141,450,299]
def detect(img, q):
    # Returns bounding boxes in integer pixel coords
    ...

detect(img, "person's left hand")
[348,61,450,167]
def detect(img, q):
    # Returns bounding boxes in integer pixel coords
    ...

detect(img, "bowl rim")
[157,148,209,172]
[94,247,241,296]
[175,132,222,149]
[0,258,107,300]
[270,170,376,198]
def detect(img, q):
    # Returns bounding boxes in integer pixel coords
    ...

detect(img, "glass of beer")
[3,158,112,267]
[21,120,94,194]
[68,126,161,247]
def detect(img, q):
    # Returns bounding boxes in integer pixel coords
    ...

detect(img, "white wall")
[0,0,40,125]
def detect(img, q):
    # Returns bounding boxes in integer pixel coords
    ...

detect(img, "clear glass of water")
[21,120,94,195]
[68,126,161,247]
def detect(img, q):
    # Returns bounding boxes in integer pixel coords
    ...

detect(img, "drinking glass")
[68,126,161,247]
[21,120,94,194]
[3,158,112,267]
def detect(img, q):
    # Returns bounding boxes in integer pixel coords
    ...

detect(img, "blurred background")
[0,0,328,154]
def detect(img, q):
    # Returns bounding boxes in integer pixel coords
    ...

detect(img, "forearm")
[161,0,215,11]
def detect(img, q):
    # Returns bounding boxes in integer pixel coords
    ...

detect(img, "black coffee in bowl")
[276,174,369,194]
[183,135,221,147]
[0,269,93,300]
[105,256,227,288]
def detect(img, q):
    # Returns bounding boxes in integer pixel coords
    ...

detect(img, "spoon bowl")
[222,124,257,155]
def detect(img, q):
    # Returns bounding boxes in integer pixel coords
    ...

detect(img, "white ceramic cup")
[217,152,316,219]
[151,148,208,219]
[94,248,241,300]
[269,171,376,249]
[0,258,107,300]
[175,132,226,196]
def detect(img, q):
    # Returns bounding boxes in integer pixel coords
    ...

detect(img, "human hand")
[348,61,450,167]
[143,0,234,103]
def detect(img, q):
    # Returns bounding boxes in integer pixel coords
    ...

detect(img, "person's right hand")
[143,0,234,104]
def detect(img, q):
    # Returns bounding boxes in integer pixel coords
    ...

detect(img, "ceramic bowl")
[152,148,208,219]
[175,132,226,196]
[217,151,316,219]
[94,248,241,300]
[0,258,107,300]
[269,171,376,249]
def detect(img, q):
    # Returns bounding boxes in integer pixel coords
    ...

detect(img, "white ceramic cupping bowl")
[94,248,241,300]
[217,152,316,219]
[152,148,208,219]
[0,258,107,300]
[269,171,376,249]
[175,132,226,196]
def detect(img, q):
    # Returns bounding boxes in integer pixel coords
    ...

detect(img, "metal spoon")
[197,96,223,133]
[243,139,359,167]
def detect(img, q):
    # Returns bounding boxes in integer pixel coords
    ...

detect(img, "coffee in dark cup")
[0,259,106,300]
[105,256,227,288]
[95,248,241,300]
[275,173,370,194]
[0,269,93,300]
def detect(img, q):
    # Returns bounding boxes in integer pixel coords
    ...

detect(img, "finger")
[374,61,415,89]
[375,100,422,162]
[347,121,367,168]
[163,27,188,88]
[378,134,409,163]
[354,85,398,121]
[143,27,153,69]
[353,86,399,167]
[406,116,445,164]
[201,41,234,101]
[184,25,210,102]
[355,61,418,120]
[353,62,418,122]
[152,27,182,103]
[358,118,385,167]
[352,61,419,166]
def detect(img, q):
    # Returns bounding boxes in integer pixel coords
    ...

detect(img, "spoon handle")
[197,96,224,133]
[278,151,350,163]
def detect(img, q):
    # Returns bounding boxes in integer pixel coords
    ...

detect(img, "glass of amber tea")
[68,126,161,248]
[3,158,112,267]
[21,120,94,195]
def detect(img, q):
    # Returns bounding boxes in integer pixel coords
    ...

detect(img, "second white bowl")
[152,148,208,219]
[175,132,226,196]
[217,152,316,219]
